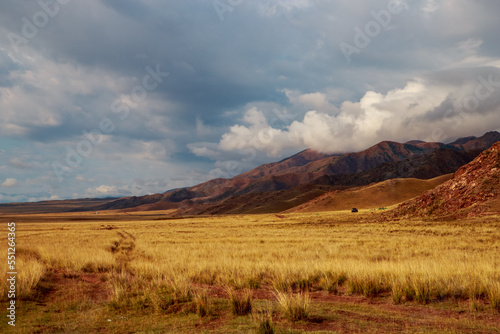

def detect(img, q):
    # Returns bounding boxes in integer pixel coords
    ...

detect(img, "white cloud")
[1,178,19,188]
[0,53,135,139]
[422,0,439,16]
[219,107,298,157]
[284,90,340,114]
[258,0,313,17]
[194,70,500,157]
[188,142,224,161]
[8,157,33,169]
[85,185,119,198]
[82,177,175,199]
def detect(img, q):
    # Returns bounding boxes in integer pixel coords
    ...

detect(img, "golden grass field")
[1,209,500,333]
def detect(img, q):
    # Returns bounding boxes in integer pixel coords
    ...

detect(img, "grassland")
[1,209,500,333]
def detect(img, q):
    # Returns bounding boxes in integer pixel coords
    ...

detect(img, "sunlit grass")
[274,291,310,322]
[2,211,500,313]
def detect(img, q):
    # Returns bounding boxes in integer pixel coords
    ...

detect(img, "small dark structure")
[351,208,358,213]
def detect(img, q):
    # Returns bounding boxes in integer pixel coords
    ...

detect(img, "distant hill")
[394,141,500,218]
[0,198,116,215]
[286,174,453,213]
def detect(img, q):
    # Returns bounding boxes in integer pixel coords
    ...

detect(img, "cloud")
[219,107,298,157]
[194,67,500,158]
[1,0,500,202]
[83,177,174,199]
[0,191,53,203]
[8,158,33,169]
[258,0,313,18]
[86,185,119,197]
[1,178,19,188]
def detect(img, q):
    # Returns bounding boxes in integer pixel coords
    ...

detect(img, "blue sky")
[1,0,500,202]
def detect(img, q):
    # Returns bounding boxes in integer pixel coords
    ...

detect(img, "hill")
[394,141,500,218]
[286,174,453,213]
[0,198,116,215]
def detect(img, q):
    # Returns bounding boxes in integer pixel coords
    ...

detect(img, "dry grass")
[226,286,253,316]
[193,289,212,317]
[274,291,310,322]
[290,174,452,212]
[252,301,275,334]
[0,253,46,300]
[1,210,500,331]
[487,280,500,313]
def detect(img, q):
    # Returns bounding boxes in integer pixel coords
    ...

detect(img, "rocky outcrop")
[394,141,500,218]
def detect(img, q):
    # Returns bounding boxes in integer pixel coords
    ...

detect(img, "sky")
[1,0,500,203]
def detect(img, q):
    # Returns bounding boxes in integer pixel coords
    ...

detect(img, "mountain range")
[97,131,500,215]
[1,131,499,216]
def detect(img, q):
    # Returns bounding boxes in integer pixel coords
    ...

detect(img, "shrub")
[272,275,293,292]
[403,281,416,302]
[107,270,153,311]
[319,272,347,294]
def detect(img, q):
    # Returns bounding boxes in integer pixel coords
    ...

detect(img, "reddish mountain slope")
[394,141,500,218]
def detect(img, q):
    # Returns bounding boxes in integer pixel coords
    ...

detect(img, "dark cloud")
[0,0,500,202]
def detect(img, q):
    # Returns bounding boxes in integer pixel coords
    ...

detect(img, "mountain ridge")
[1,131,499,215]
[98,131,500,214]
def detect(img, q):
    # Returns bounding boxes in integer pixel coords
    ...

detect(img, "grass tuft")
[487,281,500,313]
[347,274,386,298]
[391,279,404,304]
[193,289,212,317]
[413,278,432,304]
[150,281,193,313]
[275,291,309,322]
[226,287,253,316]
[252,301,275,334]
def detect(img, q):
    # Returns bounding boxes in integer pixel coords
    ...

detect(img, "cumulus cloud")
[193,67,500,158]
[1,178,19,188]
[219,107,297,157]
[86,185,119,197]
[8,158,33,169]
[83,177,173,199]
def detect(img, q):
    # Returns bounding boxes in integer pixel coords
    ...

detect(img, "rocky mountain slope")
[394,141,500,218]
